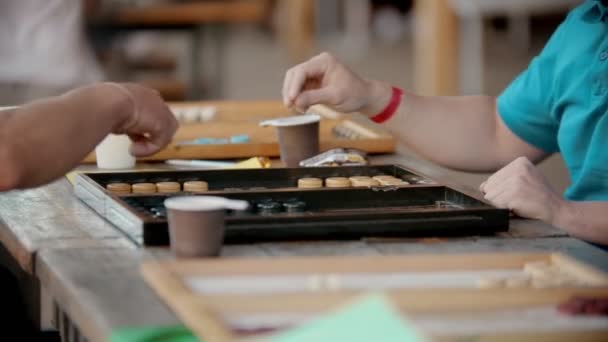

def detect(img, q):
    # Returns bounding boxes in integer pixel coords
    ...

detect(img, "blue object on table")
[177,134,250,146]
[229,134,250,144]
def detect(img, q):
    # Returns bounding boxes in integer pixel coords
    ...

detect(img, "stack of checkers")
[106,181,209,194]
[297,175,409,189]
[476,260,589,289]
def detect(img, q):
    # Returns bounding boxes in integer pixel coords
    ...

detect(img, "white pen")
[165,159,236,168]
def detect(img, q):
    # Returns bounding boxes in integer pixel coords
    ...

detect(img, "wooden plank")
[413,0,459,95]
[140,251,608,341]
[155,252,555,275]
[36,248,180,342]
[36,244,271,342]
[106,0,269,26]
[370,237,582,255]
[140,260,234,342]
[261,241,380,257]
[0,179,131,273]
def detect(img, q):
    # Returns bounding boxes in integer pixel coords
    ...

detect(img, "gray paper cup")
[164,196,248,258]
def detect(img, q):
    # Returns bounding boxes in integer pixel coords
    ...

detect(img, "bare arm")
[0,83,177,190]
[367,81,548,172]
[283,52,548,172]
[557,202,608,245]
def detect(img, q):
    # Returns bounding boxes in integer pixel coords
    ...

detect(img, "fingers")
[118,85,178,156]
[282,69,294,107]
[282,52,331,108]
[294,88,336,110]
[128,116,175,157]
[483,176,520,207]
[480,156,531,193]
[130,140,160,157]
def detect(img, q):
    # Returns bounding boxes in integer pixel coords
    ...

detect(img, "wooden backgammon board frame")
[82,101,395,163]
[73,165,509,246]
[140,253,608,342]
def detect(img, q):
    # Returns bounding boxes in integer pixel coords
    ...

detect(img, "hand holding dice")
[106,83,179,157]
[480,157,566,224]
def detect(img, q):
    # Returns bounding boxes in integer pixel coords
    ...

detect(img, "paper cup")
[95,134,136,169]
[260,115,320,167]
[164,196,248,258]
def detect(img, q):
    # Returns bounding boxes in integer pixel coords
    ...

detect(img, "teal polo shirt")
[498,0,608,201]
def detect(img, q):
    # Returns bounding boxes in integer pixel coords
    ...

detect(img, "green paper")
[110,325,198,342]
[109,295,425,342]
[271,294,426,342]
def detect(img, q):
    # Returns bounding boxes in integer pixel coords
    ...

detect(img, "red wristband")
[369,86,403,124]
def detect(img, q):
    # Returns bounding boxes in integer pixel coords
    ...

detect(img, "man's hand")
[480,156,566,223]
[282,52,392,115]
[108,83,179,157]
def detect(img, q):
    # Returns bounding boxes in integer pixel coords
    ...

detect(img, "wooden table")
[1,146,607,341]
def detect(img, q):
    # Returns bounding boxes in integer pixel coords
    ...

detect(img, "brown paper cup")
[261,114,321,167]
[164,196,248,258]
[276,121,320,167]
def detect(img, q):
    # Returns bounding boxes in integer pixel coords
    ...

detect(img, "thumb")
[294,88,336,110]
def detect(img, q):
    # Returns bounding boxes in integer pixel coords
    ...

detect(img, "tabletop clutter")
[164,113,374,254]
[78,107,608,341]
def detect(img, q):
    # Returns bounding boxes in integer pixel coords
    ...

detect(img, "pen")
[165,159,236,168]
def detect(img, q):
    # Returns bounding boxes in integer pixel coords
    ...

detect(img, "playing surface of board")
[73,165,509,245]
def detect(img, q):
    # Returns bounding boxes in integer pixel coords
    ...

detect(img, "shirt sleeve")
[496,14,571,153]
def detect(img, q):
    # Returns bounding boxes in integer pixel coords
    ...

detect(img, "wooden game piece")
[505,275,531,288]
[298,178,323,189]
[350,177,380,187]
[183,181,209,192]
[156,182,181,193]
[325,177,351,188]
[348,176,372,182]
[379,179,410,186]
[132,183,157,194]
[372,175,397,182]
[477,277,506,289]
[106,183,131,194]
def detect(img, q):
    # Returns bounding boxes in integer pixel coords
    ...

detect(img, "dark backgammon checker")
[73,165,509,246]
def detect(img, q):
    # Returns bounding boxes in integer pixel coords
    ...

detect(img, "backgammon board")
[73,165,509,246]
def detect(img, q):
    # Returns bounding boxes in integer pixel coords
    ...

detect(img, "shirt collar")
[583,0,608,23]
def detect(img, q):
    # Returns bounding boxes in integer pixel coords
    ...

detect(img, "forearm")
[364,81,503,172]
[0,84,129,189]
[555,201,608,245]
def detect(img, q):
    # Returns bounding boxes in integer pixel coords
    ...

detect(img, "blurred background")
[0,0,581,190]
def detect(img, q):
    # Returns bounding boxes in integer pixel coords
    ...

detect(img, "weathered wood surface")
[0,146,568,275]
[37,237,608,342]
[0,143,594,342]
[0,179,131,273]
